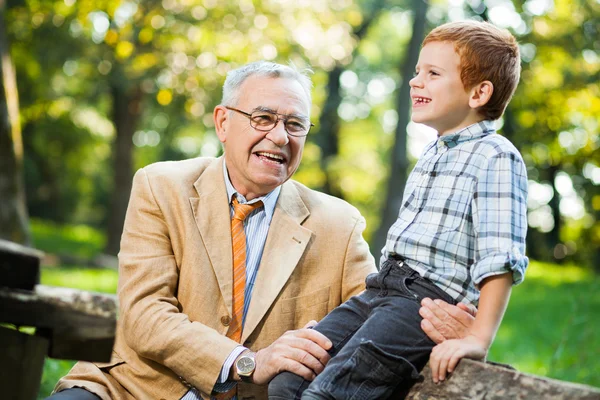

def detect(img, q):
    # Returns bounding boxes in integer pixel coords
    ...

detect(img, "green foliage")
[39,359,77,399]
[7,0,600,267]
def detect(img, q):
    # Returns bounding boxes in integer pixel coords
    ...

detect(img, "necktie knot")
[232,197,263,221]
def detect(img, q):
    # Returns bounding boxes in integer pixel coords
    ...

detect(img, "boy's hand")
[429,335,487,383]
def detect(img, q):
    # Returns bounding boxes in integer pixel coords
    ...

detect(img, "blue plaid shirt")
[382,121,529,305]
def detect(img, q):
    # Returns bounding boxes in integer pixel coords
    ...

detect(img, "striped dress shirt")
[382,121,529,305]
[182,161,280,400]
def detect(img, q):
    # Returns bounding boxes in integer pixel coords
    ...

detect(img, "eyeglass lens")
[250,110,310,135]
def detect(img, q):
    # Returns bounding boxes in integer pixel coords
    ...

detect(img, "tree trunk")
[372,0,428,261]
[316,66,342,197]
[316,0,387,199]
[0,0,30,245]
[104,83,143,255]
[547,163,562,261]
[405,358,600,399]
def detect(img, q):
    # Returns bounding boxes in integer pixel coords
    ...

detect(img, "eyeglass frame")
[225,106,314,137]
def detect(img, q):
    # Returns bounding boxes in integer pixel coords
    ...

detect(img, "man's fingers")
[280,358,317,381]
[287,346,327,375]
[457,302,477,317]
[420,318,445,344]
[286,327,333,351]
[288,336,331,367]
[303,320,318,329]
[433,299,475,328]
[420,298,459,339]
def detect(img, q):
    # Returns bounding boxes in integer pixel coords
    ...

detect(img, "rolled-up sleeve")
[471,152,529,286]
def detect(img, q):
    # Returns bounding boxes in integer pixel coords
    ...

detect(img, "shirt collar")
[223,160,280,223]
[438,120,496,149]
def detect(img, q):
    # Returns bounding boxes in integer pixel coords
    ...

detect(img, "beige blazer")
[55,157,376,400]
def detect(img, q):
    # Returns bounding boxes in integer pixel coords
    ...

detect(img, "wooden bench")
[0,239,117,400]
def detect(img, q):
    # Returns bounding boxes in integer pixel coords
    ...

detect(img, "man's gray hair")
[221,61,313,108]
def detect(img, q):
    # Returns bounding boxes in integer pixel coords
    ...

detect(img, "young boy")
[268,20,528,400]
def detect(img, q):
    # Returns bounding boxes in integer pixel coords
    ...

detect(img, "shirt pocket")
[420,173,474,233]
[281,286,331,327]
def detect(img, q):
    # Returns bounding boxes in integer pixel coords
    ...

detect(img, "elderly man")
[51,61,473,400]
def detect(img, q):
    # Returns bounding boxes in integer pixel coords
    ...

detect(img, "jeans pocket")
[321,340,420,400]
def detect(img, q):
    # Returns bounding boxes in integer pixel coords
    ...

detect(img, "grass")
[30,220,600,397]
[489,261,600,386]
[32,219,116,399]
[30,218,105,259]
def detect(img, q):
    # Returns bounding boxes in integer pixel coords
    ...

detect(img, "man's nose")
[265,120,289,146]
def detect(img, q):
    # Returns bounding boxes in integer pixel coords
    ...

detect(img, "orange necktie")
[227,197,263,343]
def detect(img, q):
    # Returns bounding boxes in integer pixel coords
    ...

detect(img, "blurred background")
[1,0,599,397]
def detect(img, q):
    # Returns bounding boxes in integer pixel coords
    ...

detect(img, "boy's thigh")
[268,291,374,400]
[306,295,433,399]
[311,289,374,357]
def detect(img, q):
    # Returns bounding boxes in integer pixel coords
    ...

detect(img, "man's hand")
[251,321,332,385]
[429,334,487,383]
[419,298,476,344]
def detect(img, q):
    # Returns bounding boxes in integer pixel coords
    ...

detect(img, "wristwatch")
[235,352,256,383]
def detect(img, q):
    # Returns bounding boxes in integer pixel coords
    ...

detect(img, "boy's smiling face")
[410,41,484,136]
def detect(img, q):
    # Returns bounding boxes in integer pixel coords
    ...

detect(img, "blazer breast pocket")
[281,286,331,328]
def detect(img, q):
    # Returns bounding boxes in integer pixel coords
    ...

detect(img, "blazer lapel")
[242,182,312,343]
[189,157,234,316]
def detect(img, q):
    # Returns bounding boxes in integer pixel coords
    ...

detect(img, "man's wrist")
[231,349,256,382]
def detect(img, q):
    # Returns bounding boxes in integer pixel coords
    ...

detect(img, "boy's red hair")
[423,20,521,120]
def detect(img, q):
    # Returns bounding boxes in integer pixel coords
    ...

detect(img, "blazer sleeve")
[341,215,377,302]
[117,168,238,394]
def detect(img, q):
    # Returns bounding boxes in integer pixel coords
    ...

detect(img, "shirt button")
[221,315,231,326]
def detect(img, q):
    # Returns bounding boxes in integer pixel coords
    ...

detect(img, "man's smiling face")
[215,75,310,200]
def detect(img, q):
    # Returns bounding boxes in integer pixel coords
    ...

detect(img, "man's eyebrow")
[253,106,308,120]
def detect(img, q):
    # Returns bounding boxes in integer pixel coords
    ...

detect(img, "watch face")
[237,356,256,375]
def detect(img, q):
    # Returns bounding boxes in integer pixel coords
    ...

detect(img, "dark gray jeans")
[268,257,457,400]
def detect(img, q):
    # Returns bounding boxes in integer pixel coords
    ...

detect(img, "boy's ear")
[468,81,494,109]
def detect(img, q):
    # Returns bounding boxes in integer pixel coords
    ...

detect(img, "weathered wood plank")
[0,326,49,400]
[0,285,117,361]
[0,239,42,290]
[405,358,600,400]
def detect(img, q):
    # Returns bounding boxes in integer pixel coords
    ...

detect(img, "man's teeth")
[257,152,284,161]
[415,97,431,103]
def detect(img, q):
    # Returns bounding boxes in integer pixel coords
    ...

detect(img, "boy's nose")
[409,75,423,88]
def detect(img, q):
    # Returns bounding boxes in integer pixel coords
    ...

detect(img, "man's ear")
[214,105,229,143]
[468,81,493,109]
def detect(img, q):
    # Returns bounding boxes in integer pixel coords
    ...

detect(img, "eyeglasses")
[225,106,314,137]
